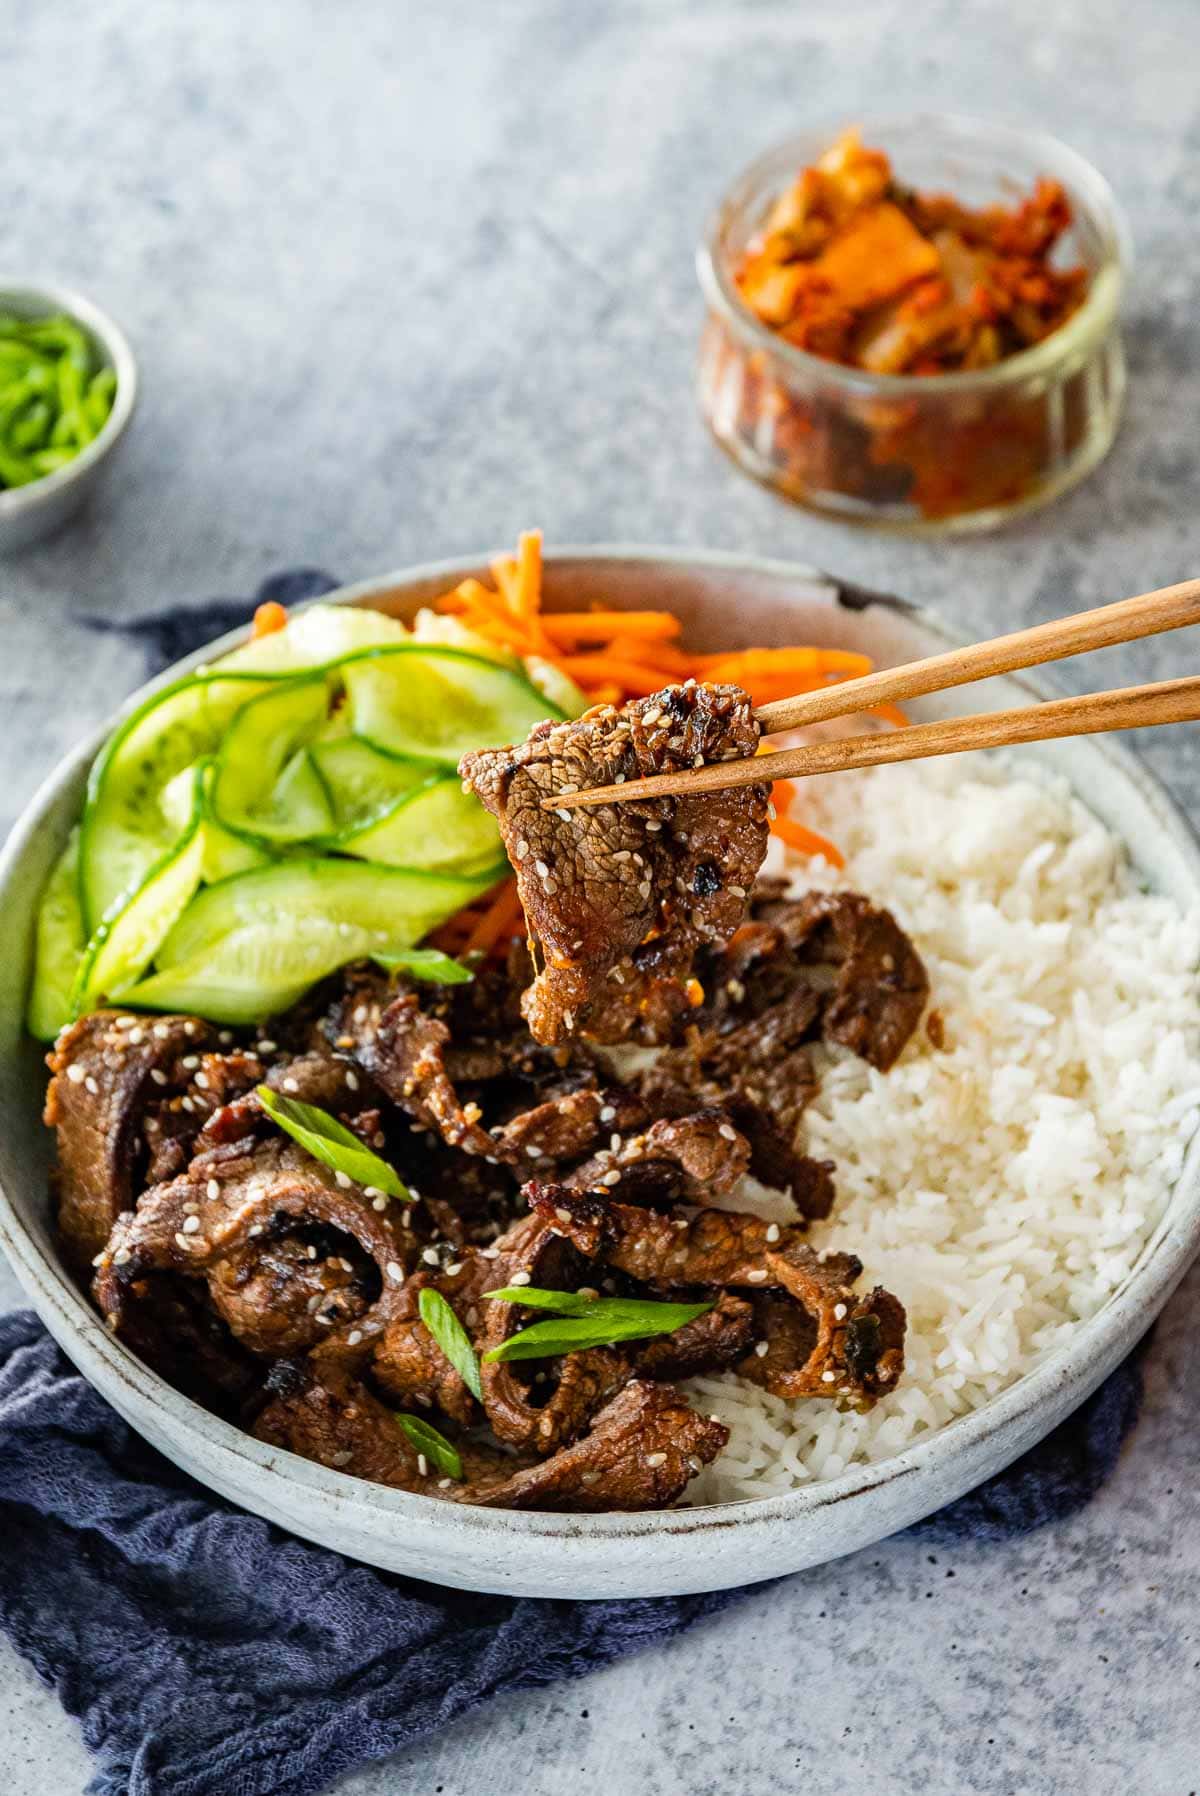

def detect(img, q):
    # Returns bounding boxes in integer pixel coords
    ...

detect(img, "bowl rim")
[0,277,138,516]
[696,111,1132,399]
[2,543,1198,1550]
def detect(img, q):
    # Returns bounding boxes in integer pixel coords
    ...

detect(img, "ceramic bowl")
[2,550,1198,1599]
[0,279,138,553]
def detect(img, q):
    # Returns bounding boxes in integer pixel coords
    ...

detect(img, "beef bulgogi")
[48,873,927,1514]
[460,682,771,1045]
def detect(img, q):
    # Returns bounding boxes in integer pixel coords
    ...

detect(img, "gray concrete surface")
[2,0,1199,1790]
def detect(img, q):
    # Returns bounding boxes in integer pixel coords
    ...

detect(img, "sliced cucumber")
[340,776,501,873]
[162,759,274,883]
[156,856,504,970]
[309,735,430,837]
[209,675,336,842]
[219,602,409,674]
[80,671,277,930]
[73,768,208,1013]
[341,644,560,768]
[128,858,504,1024]
[27,829,85,1040]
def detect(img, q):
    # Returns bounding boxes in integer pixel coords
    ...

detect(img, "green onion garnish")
[257,1085,411,1200]
[482,1288,714,1363]
[418,1287,483,1400]
[370,947,474,985]
[394,1412,463,1480]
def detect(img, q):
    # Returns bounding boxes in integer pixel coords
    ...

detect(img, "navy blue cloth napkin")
[0,579,1148,1796]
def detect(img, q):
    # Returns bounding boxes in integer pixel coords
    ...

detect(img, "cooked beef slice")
[527,1184,905,1407]
[633,1290,756,1379]
[564,1109,751,1204]
[46,1011,220,1275]
[760,890,929,1071]
[460,683,770,1045]
[94,1139,414,1373]
[466,1380,728,1511]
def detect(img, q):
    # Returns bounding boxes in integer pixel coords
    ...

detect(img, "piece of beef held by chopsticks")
[460,681,770,1045]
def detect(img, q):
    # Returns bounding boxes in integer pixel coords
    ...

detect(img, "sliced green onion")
[418,1287,482,1400]
[394,1412,463,1480]
[256,1085,411,1200]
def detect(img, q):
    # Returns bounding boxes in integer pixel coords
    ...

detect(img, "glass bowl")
[696,115,1130,534]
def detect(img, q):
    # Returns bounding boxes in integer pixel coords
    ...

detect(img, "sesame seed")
[555,808,571,823]
[754,1340,770,1358]
[718,1123,738,1142]
[345,1069,359,1091]
[206,1179,221,1200]
[194,1071,210,1090]
[306,1244,318,1260]
[334,1170,352,1189]
[822,1369,836,1383]
[65,1063,86,1084]
[729,885,746,899]
[599,1104,616,1123]
[513,839,528,859]
[693,753,705,768]
[330,1450,353,1467]
[180,1095,194,1113]
[610,1132,622,1152]
[645,1452,667,1468]
[481,1245,500,1259]
[644,820,661,832]
[765,1223,781,1243]
[113,1246,132,1267]
[219,1030,234,1046]
[173,1232,190,1250]
[183,1022,198,1037]
[687,1455,704,1474]
[746,1268,768,1283]
[282,1077,300,1094]
[181,1054,199,1070]
[510,1270,532,1287]
[248,1224,264,1237]
[363,1185,381,1199]
[562,1009,574,1030]
[601,1169,621,1187]
[525,1143,544,1159]
[182,1201,199,1215]
[91,1251,105,1268]
[833,1302,847,1320]
[385,1262,404,1283]
[417,1453,429,1477]
[438,1477,453,1490]
[153,1023,171,1039]
[84,1076,99,1096]
[182,1215,201,1234]
[256,1039,277,1055]
[372,1195,388,1212]
[554,1206,572,1223]
[534,860,549,878]
[127,1027,145,1045]
[767,802,777,821]
[613,772,626,783]
[580,1471,601,1485]
[347,1329,363,1346]
[577,1287,600,1301]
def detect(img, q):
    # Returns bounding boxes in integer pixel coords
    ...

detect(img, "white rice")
[684,755,1200,1505]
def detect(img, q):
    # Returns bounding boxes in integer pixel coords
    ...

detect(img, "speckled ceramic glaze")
[2,551,1198,1599]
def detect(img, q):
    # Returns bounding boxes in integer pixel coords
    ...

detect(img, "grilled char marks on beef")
[46,1011,222,1275]
[460,682,770,1045]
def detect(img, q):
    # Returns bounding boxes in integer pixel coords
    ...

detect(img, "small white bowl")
[0,280,138,553]
[1,550,1198,1598]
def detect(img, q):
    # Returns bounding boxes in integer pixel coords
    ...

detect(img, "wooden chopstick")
[548,676,1200,809]
[753,577,1200,735]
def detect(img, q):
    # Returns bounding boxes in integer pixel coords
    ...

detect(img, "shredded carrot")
[515,530,542,619]
[556,654,680,697]
[464,878,524,955]
[771,815,845,868]
[252,600,288,639]
[541,611,682,647]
